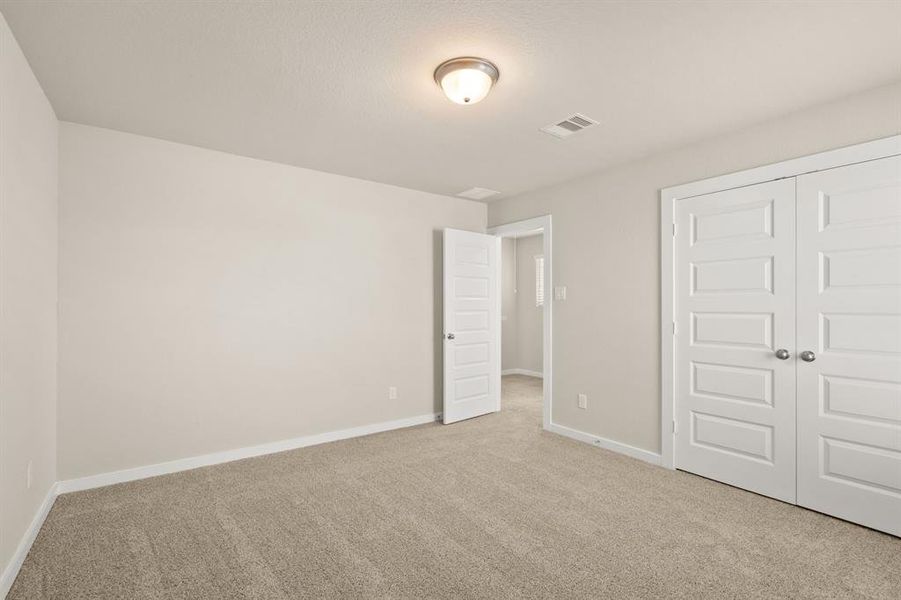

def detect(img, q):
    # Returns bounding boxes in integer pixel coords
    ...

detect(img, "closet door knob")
[446,333,455,340]
[774,349,791,360]
[800,350,816,362]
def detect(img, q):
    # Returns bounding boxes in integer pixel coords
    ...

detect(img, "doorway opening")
[489,216,552,430]
[500,232,544,422]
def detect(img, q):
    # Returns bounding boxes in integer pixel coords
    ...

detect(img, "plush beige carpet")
[9,375,901,599]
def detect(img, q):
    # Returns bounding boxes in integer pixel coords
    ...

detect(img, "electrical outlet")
[388,386,398,400]
[555,286,567,301]
[26,460,33,489]
[577,393,587,409]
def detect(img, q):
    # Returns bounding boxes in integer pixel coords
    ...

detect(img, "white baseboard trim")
[548,423,662,466]
[1,482,59,599]
[501,368,543,378]
[57,412,441,495]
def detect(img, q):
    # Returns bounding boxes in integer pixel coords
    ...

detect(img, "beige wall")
[488,81,901,454]
[513,235,543,374]
[501,235,544,375]
[500,238,518,370]
[58,123,485,479]
[0,13,58,583]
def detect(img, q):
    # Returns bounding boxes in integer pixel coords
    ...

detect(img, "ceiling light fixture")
[434,57,499,105]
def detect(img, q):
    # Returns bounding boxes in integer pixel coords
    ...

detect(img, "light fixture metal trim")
[433,57,500,86]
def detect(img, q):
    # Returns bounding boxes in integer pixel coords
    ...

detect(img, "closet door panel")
[797,155,901,537]
[674,179,797,503]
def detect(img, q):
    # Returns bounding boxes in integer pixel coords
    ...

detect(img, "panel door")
[797,155,901,536]
[675,179,797,502]
[443,228,501,424]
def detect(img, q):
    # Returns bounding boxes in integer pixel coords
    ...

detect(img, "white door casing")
[796,155,901,536]
[443,228,501,424]
[675,179,797,503]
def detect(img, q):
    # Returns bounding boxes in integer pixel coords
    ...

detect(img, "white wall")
[58,123,485,480]
[488,81,901,454]
[0,12,58,586]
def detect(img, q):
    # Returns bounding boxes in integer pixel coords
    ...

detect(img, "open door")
[443,228,501,424]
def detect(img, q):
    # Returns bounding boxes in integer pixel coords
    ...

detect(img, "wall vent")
[540,113,599,139]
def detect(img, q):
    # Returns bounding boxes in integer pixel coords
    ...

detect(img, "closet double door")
[674,154,901,536]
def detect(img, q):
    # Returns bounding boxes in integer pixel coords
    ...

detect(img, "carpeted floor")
[9,374,901,599]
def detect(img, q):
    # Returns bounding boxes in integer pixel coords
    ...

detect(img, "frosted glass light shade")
[434,58,499,105]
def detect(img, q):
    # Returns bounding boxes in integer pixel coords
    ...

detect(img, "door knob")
[774,349,791,360]
[800,350,816,362]
[446,333,455,340]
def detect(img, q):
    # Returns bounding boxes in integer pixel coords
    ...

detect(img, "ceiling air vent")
[457,187,500,201]
[540,113,599,139]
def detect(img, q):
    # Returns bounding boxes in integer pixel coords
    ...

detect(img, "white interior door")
[675,179,797,503]
[796,155,901,536]
[443,228,501,424]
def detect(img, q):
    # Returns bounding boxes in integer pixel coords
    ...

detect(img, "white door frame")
[660,134,901,470]
[488,215,553,430]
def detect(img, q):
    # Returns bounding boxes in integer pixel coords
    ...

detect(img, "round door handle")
[446,333,455,340]
[800,350,816,362]
[774,349,791,360]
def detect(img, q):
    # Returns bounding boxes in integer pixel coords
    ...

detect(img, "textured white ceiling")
[2,1,900,200]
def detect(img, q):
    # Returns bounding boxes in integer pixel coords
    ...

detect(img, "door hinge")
[672,321,677,335]
[672,223,677,237]
[672,420,678,434]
